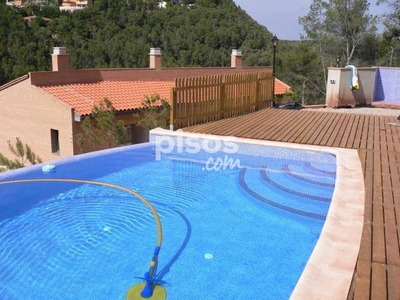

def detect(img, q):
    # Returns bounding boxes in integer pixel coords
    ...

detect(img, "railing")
[170,72,274,130]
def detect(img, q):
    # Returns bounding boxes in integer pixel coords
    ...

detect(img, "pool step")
[238,165,334,220]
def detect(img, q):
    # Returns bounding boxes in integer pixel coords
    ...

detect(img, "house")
[158,1,167,8]
[274,79,291,96]
[0,47,288,163]
[23,15,51,22]
[5,0,91,10]
[6,0,48,6]
[6,0,23,6]
[60,0,92,12]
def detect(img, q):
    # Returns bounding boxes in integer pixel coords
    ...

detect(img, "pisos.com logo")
[154,136,243,171]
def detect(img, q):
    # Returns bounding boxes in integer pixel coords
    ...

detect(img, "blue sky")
[233,0,390,40]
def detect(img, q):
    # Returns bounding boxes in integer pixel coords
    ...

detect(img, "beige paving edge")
[150,128,365,300]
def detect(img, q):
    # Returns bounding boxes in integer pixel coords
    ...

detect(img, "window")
[51,129,60,154]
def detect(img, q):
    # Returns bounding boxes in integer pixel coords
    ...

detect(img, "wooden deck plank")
[352,260,371,300]
[319,112,342,146]
[235,109,283,137]
[330,113,349,147]
[287,112,316,143]
[216,108,272,138]
[387,265,400,299]
[357,150,373,262]
[219,109,274,137]
[339,113,356,148]
[352,115,366,149]
[256,109,298,140]
[374,116,383,150]
[391,122,400,153]
[204,112,263,135]
[371,262,387,300]
[359,115,370,150]
[247,109,296,140]
[381,151,400,266]
[184,108,261,134]
[303,111,332,146]
[372,150,386,264]
[390,151,400,254]
[368,116,377,150]
[384,116,394,152]
[271,110,312,142]
[287,111,322,143]
[380,117,388,150]
[311,112,338,146]
[388,116,399,152]
[347,114,358,149]
[295,112,328,144]
[279,111,314,143]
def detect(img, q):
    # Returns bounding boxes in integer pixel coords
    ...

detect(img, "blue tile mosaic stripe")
[261,167,331,202]
[283,164,335,188]
[238,168,326,221]
[305,162,336,176]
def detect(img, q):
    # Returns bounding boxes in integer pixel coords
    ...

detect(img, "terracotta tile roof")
[39,81,174,115]
[38,78,290,115]
[275,79,291,95]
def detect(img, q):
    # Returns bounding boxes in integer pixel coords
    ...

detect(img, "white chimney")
[51,47,70,72]
[231,49,243,69]
[149,48,162,69]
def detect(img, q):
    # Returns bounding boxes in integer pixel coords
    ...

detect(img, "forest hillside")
[1,0,399,104]
[0,0,274,86]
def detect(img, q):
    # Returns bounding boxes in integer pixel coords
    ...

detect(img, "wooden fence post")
[219,76,226,119]
[256,74,261,110]
[170,87,177,130]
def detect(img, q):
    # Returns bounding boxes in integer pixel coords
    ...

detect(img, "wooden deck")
[183,108,400,300]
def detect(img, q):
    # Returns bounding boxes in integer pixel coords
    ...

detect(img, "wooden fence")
[170,72,274,130]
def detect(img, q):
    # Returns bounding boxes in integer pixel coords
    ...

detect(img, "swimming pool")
[0,130,364,299]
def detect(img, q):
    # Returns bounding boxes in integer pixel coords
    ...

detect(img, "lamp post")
[271,34,278,107]
[336,55,340,68]
[272,34,278,77]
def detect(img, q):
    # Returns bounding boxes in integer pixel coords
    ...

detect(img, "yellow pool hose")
[0,178,163,248]
[0,178,167,299]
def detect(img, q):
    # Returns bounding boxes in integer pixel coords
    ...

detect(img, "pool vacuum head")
[126,282,167,300]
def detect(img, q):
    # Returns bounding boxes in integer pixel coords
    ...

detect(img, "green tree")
[76,98,131,152]
[355,31,380,66]
[295,0,378,104]
[0,137,42,171]
[1,0,277,85]
[279,41,326,105]
[378,0,400,38]
[377,0,400,66]
[299,0,330,79]
[133,93,171,131]
[300,0,377,67]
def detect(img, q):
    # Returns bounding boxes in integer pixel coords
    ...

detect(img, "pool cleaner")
[0,178,166,300]
[126,246,166,299]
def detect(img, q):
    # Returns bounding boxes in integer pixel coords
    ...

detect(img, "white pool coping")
[150,128,365,300]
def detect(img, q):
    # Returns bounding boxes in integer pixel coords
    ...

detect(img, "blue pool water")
[0,141,336,300]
